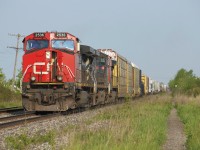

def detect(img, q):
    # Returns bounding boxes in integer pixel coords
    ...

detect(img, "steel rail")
[0,113,36,122]
[0,106,21,111]
[0,97,130,130]
[0,113,60,130]
[0,107,24,114]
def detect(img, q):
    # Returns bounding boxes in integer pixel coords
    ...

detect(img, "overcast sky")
[0,0,200,84]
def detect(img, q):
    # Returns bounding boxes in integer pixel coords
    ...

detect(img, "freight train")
[21,32,166,111]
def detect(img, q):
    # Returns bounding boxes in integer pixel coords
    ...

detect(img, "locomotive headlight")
[31,76,36,82]
[57,75,63,81]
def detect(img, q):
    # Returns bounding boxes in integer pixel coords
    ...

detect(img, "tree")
[0,68,6,85]
[169,68,200,97]
[15,68,22,89]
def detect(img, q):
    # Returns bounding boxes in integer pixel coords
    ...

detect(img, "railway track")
[0,105,97,130]
[0,113,60,130]
[0,106,85,130]
[0,99,128,130]
[0,107,24,114]
[0,113,36,122]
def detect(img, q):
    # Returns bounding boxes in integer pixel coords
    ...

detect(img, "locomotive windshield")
[26,40,49,50]
[52,40,74,50]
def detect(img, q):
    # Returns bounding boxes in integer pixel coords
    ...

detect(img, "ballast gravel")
[0,105,117,150]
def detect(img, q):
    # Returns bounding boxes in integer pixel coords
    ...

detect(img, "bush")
[169,68,200,97]
[175,97,200,149]
[0,68,21,107]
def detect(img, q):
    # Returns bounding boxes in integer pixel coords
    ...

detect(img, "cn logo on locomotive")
[32,62,74,78]
[33,62,49,75]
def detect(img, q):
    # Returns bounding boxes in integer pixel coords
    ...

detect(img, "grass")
[67,94,172,150]
[4,94,172,150]
[0,84,22,108]
[5,130,56,150]
[0,100,22,108]
[175,95,200,149]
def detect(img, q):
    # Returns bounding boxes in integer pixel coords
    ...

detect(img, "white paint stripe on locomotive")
[63,65,75,78]
[20,64,33,92]
[68,67,75,78]
[57,62,61,72]
[33,62,48,75]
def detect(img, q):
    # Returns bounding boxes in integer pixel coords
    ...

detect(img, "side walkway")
[162,108,186,150]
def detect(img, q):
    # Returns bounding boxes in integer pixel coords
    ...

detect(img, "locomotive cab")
[22,32,80,111]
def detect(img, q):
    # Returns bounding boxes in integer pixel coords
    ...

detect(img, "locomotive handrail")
[20,64,33,92]
[62,64,75,79]
[57,62,61,72]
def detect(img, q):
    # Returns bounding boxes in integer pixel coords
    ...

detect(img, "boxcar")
[142,74,149,95]
[131,63,141,97]
[98,49,133,98]
[127,62,133,97]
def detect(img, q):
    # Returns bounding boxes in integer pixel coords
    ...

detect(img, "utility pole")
[7,33,24,90]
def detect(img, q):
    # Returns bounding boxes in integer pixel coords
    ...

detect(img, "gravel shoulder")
[162,108,186,150]
[0,105,118,150]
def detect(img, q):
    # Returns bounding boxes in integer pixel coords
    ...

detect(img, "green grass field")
[175,95,200,149]
[67,94,172,150]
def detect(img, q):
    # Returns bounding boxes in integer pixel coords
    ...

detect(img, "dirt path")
[162,108,186,150]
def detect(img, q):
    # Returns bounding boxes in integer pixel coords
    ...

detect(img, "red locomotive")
[22,32,114,111]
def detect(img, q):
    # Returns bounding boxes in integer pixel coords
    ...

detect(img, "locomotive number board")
[34,33,45,37]
[55,32,67,38]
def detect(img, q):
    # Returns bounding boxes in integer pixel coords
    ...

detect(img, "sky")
[0,0,200,84]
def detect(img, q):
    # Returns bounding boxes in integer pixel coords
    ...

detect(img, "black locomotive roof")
[80,45,100,56]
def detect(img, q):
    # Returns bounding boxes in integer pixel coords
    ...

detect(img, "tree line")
[169,68,200,97]
[0,68,21,101]
[0,68,22,89]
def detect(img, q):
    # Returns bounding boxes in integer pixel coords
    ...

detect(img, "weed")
[0,100,21,108]
[67,94,172,150]
[5,134,31,150]
[0,83,21,108]
[176,96,200,149]
[5,130,56,150]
